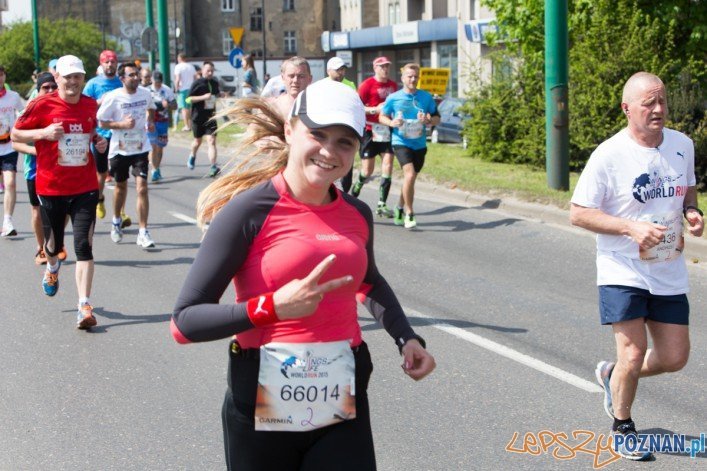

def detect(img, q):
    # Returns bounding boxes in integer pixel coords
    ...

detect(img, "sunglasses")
[40,84,58,91]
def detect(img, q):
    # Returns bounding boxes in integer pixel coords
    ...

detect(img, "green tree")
[464,0,705,186]
[0,19,118,86]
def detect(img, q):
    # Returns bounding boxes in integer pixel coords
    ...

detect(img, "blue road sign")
[229,48,244,69]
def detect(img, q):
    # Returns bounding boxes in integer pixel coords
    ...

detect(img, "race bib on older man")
[638,210,684,263]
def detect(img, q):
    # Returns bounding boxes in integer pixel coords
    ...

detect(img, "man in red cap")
[83,50,131,227]
[347,56,398,217]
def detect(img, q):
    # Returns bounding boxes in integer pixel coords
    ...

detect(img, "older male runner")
[271,56,312,118]
[12,55,108,329]
[570,72,703,461]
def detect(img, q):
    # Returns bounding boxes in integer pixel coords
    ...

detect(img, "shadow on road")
[95,256,194,267]
[358,315,527,334]
[86,307,172,333]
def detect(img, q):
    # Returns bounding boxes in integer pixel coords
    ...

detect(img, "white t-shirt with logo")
[97,87,156,158]
[0,90,24,156]
[571,128,696,295]
[174,62,197,92]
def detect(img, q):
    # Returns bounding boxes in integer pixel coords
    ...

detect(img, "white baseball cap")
[326,56,346,71]
[55,55,86,76]
[290,80,365,138]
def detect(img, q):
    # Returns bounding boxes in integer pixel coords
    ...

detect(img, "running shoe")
[151,168,162,182]
[136,230,155,249]
[595,360,615,419]
[76,303,97,330]
[351,180,364,197]
[42,265,60,296]
[111,222,123,243]
[121,212,132,228]
[57,246,67,261]
[187,155,196,170]
[96,197,106,219]
[208,165,221,178]
[376,203,394,218]
[35,248,47,265]
[393,207,404,226]
[404,214,417,229]
[1,219,17,237]
[611,421,653,461]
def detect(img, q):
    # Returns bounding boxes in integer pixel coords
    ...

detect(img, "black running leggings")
[38,191,98,261]
[222,341,377,471]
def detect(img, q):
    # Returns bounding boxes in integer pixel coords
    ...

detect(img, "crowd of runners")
[1,48,703,469]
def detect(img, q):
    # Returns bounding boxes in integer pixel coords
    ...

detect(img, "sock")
[79,297,90,307]
[3,214,11,223]
[112,216,122,225]
[47,261,60,273]
[612,417,632,432]
[139,227,148,236]
[379,176,391,203]
[358,174,367,184]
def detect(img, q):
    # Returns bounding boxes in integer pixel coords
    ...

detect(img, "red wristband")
[246,292,279,327]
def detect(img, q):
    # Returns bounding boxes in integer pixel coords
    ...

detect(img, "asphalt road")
[1,141,705,470]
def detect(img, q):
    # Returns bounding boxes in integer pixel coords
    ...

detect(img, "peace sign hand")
[273,255,353,320]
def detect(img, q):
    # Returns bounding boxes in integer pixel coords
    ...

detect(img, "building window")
[250,7,263,31]
[221,0,235,11]
[283,0,295,11]
[284,31,297,54]
[221,29,234,55]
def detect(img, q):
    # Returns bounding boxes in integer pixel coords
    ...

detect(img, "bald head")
[621,72,664,105]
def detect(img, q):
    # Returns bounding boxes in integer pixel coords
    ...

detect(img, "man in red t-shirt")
[12,55,108,330]
[349,56,398,217]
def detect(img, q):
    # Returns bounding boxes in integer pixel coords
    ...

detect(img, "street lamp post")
[262,0,266,77]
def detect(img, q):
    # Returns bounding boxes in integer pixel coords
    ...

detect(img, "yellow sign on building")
[229,27,244,45]
[418,68,451,95]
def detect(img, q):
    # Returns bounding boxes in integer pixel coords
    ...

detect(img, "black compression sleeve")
[172,183,278,342]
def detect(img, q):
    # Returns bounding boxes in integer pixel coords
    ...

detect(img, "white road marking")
[168,211,602,394]
[405,307,603,393]
[169,211,198,225]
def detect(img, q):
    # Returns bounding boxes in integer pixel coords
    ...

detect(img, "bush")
[465,0,705,177]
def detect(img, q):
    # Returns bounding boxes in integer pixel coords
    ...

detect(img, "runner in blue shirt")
[379,63,439,229]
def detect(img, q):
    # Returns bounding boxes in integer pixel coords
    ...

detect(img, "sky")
[2,0,32,24]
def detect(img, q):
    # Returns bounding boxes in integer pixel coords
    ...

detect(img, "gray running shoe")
[612,421,653,461]
[595,360,615,419]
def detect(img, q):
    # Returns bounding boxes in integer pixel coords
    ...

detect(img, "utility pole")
[545,0,569,191]
[146,0,155,71]
[157,0,171,86]
[31,0,40,70]
[261,0,267,77]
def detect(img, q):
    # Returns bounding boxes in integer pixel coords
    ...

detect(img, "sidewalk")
[168,131,707,265]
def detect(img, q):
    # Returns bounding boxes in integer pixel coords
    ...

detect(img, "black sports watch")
[683,205,703,217]
[397,334,426,354]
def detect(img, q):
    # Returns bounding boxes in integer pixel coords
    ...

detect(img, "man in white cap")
[12,55,108,330]
[326,56,356,91]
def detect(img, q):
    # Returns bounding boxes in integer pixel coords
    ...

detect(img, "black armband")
[397,334,426,354]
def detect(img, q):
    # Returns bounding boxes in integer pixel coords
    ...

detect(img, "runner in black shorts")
[349,57,398,218]
[379,63,439,229]
[12,54,107,329]
[186,61,221,178]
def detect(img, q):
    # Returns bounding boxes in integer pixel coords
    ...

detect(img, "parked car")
[429,97,468,148]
